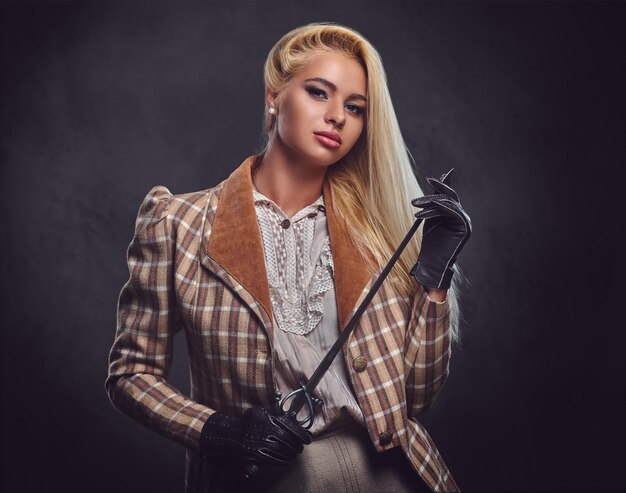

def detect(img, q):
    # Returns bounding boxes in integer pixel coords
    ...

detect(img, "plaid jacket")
[105,154,460,492]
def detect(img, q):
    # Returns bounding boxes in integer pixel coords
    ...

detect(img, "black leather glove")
[199,407,312,467]
[410,168,472,290]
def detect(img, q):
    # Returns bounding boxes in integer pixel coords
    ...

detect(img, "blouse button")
[307,212,318,219]
[281,219,291,229]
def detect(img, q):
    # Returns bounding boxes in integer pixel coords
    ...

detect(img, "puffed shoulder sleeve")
[404,281,452,416]
[104,186,214,454]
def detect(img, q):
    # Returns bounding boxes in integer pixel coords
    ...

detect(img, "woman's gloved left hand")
[410,168,472,290]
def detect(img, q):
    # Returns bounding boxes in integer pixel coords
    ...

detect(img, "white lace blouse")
[252,185,365,436]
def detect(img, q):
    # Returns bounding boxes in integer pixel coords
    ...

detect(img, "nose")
[325,103,346,128]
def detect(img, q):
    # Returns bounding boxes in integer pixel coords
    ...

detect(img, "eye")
[306,86,327,99]
[305,86,365,116]
[346,104,365,115]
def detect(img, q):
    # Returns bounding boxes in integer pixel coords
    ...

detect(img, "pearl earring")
[268,107,276,115]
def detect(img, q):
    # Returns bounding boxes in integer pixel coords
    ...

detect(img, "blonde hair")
[259,22,467,343]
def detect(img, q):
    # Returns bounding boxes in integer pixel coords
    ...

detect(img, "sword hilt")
[279,380,324,429]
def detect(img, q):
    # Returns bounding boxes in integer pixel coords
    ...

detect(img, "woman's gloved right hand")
[199,406,312,468]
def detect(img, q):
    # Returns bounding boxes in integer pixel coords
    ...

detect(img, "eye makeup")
[304,85,365,115]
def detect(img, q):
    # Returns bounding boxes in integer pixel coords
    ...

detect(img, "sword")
[242,166,458,479]
[277,167,456,427]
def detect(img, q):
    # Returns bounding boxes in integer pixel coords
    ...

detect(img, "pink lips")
[314,131,342,149]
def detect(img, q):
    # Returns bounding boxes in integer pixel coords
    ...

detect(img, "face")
[267,51,367,169]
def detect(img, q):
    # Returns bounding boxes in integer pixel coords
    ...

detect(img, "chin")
[311,148,346,167]
[316,156,342,169]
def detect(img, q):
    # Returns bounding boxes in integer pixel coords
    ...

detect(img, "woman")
[105,22,471,492]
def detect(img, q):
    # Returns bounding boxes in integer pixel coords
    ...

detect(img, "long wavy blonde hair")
[258,22,467,343]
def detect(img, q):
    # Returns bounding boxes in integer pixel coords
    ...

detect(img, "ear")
[266,89,278,110]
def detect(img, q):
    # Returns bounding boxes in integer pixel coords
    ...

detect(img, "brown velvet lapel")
[203,154,376,336]
[323,171,377,332]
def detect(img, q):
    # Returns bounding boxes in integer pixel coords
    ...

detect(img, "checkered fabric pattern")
[105,155,460,492]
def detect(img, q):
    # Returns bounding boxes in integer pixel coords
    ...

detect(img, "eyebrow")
[303,77,367,103]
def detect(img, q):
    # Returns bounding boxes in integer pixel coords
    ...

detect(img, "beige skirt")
[200,421,431,493]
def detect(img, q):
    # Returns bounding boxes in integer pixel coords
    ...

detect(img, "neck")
[253,142,327,219]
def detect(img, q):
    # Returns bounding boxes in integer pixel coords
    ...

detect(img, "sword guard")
[279,380,322,429]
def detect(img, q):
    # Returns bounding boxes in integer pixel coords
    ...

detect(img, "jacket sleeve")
[404,281,452,416]
[105,186,214,454]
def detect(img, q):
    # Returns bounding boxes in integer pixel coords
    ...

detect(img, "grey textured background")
[1,1,624,492]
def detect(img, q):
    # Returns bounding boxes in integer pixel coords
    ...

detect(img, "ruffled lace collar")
[252,188,334,336]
